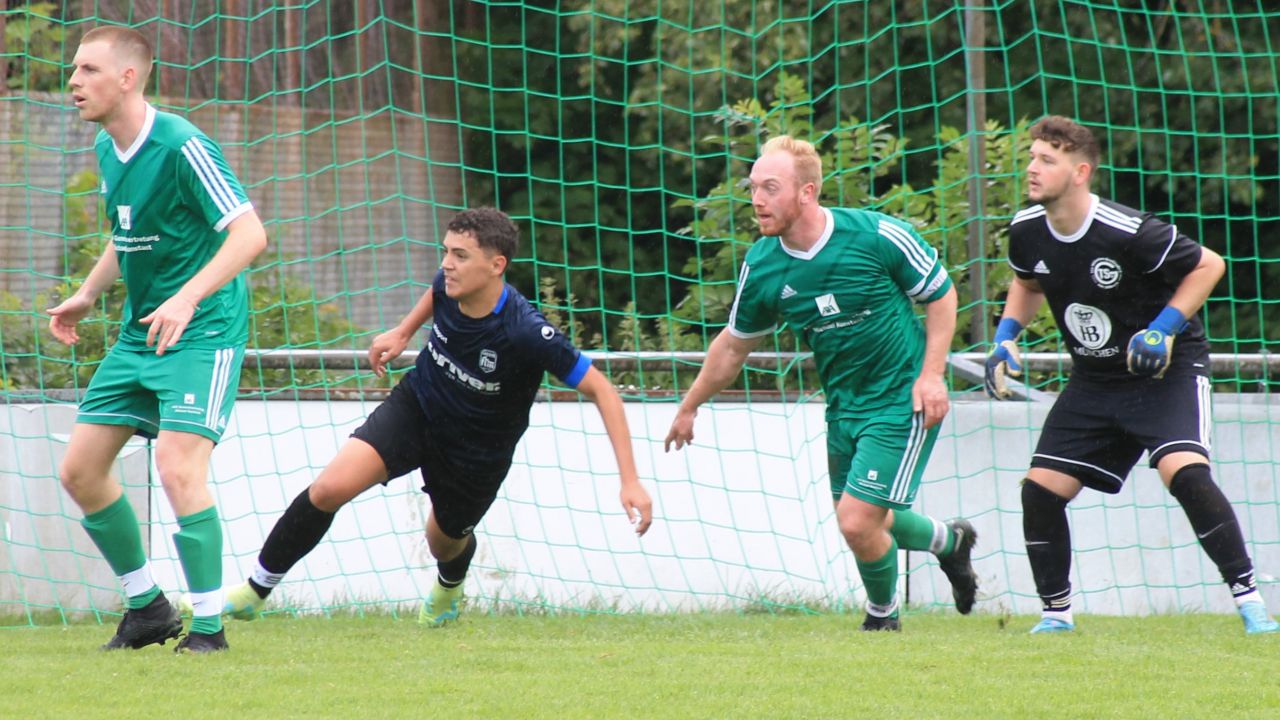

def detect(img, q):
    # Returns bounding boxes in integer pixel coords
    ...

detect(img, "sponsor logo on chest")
[1090,257,1122,289]
[815,293,841,317]
[1063,302,1118,356]
[427,338,502,393]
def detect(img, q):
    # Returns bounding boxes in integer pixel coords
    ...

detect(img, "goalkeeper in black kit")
[985,115,1278,635]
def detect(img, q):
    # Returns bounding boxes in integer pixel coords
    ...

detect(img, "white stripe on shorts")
[1197,374,1213,451]
[205,348,235,431]
[889,414,926,504]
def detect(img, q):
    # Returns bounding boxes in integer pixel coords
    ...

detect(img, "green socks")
[174,506,224,634]
[81,495,159,610]
[856,539,900,614]
[890,509,955,556]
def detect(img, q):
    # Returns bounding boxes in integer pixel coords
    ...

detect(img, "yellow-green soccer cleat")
[176,582,264,621]
[418,580,463,628]
[222,581,266,621]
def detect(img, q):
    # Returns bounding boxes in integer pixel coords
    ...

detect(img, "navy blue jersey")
[407,269,592,464]
[1008,195,1208,383]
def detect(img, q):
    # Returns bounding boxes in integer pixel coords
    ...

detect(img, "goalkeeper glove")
[984,317,1024,400]
[1127,306,1187,379]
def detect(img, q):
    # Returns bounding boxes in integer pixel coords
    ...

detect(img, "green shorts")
[78,344,244,442]
[828,412,940,510]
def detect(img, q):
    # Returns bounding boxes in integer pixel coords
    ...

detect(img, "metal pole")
[964,0,988,345]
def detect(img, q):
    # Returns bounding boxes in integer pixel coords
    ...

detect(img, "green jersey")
[728,207,951,419]
[95,104,253,350]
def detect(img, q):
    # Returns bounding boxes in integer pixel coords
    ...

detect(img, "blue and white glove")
[1126,306,1187,379]
[984,318,1024,400]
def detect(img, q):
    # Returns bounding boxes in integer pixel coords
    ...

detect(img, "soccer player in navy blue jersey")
[986,116,1278,634]
[210,208,653,626]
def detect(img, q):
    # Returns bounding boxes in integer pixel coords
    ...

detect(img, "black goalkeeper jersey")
[1007,194,1209,383]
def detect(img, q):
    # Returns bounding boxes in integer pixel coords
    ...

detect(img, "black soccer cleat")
[174,628,229,654]
[860,613,902,632]
[938,518,979,615]
[101,592,184,650]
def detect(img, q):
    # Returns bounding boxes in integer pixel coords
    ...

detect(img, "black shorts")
[1030,373,1213,494]
[351,377,510,538]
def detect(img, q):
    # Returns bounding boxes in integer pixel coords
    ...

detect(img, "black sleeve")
[1129,215,1202,285]
[1007,224,1037,280]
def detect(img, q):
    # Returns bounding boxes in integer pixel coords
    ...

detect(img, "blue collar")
[492,285,509,314]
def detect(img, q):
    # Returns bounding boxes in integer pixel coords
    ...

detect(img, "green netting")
[2,1,1279,626]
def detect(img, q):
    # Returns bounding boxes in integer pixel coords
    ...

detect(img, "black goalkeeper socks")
[1168,463,1257,595]
[1022,479,1073,610]
[437,534,478,588]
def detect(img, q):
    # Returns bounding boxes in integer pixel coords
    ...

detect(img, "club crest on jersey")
[815,293,841,317]
[117,205,132,230]
[479,348,498,373]
[1090,257,1121,289]
[1064,302,1112,350]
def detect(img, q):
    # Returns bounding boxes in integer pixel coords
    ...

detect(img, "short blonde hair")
[760,135,822,191]
[81,25,153,88]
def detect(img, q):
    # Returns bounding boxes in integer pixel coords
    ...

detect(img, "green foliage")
[242,260,368,391]
[5,2,65,91]
[671,75,1041,336]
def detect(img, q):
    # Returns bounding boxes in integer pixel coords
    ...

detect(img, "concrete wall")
[3,396,1279,618]
[0,93,459,331]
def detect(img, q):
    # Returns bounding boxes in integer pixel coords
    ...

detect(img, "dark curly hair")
[446,207,519,263]
[1030,115,1101,170]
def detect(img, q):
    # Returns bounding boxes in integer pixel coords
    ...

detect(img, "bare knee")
[153,444,213,515]
[58,457,111,509]
[837,506,884,554]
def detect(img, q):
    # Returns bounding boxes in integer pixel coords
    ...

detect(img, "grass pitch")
[3,612,1276,719]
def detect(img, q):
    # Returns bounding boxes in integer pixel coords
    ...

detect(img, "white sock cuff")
[120,564,156,598]
[251,559,286,589]
[1234,589,1263,608]
[929,518,950,555]
[189,589,224,618]
[865,596,900,618]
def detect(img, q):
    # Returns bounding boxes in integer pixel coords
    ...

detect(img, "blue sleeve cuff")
[994,317,1023,344]
[562,353,592,388]
[1150,306,1188,335]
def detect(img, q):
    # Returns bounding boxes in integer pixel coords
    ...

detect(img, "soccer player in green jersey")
[47,25,267,653]
[664,136,977,631]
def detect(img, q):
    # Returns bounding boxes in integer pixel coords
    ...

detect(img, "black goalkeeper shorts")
[351,377,509,538]
[1029,372,1212,493]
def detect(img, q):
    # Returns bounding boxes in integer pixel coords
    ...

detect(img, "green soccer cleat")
[222,581,266,621]
[418,580,463,628]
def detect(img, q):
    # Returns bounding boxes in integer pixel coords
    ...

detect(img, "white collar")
[113,103,156,163]
[778,207,834,260]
